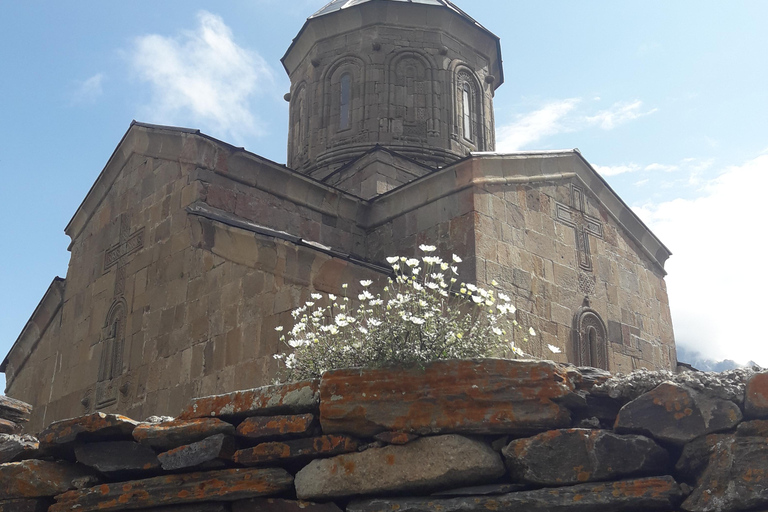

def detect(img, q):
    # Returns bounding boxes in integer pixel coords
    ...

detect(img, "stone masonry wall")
[2,359,768,512]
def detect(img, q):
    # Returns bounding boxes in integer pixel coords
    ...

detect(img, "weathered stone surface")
[233,498,343,512]
[675,434,728,483]
[682,436,768,512]
[373,431,420,445]
[348,476,684,512]
[0,419,21,435]
[50,467,294,512]
[0,460,96,499]
[158,434,235,471]
[234,435,358,466]
[138,505,229,512]
[179,380,320,420]
[0,396,32,424]
[294,434,505,500]
[503,428,669,485]
[39,413,139,447]
[75,441,160,475]
[0,498,51,512]
[134,418,236,450]
[737,419,768,436]
[320,359,574,437]
[614,382,742,445]
[745,372,768,419]
[431,484,529,497]
[236,413,316,440]
[0,434,39,463]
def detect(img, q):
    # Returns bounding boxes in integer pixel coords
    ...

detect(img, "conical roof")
[310,0,487,32]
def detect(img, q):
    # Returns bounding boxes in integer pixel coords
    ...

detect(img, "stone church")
[2,0,676,433]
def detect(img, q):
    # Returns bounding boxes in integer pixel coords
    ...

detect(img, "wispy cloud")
[592,163,642,177]
[496,99,657,152]
[585,100,658,130]
[71,73,105,104]
[130,11,275,145]
[593,158,712,182]
[496,99,581,152]
[634,154,768,366]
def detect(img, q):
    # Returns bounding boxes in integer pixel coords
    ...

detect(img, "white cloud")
[593,163,642,177]
[131,11,274,144]
[635,154,768,366]
[496,98,657,152]
[644,163,679,173]
[72,73,104,103]
[496,99,581,152]
[585,100,658,130]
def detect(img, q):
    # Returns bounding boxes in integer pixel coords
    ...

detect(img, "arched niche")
[452,65,485,150]
[573,306,609,370]
[386,50,438,141]
[322,56,366,137]
[99,298,127,383]
[288,82,308,167]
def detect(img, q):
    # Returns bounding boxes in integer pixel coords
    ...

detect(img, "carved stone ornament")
[573,306,609,370]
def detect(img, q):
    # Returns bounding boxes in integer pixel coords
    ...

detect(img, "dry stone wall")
[2,360,766,512]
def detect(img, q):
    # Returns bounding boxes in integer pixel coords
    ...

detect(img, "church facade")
[2,0,676,433]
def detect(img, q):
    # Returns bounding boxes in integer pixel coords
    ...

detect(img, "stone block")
[347,476,683,512]
[0,419,20,435]
[0,498,51,512]
[0,460,97,500]
[373,431,419,445]
[50,468,294,512]
[158,433,235,471]
[0,396,32,424]
[233,498,343,512]
[745,372,768,419]
[614,382,742,445]
[39,413,139,449]
[0,434,39,463]
[179,380,320,420]
[294,435,504,500]
[234,435,358,466]
[502,428,669,485]
[75,441,160,476]
[236,413,317,441]
[319,359,574,437]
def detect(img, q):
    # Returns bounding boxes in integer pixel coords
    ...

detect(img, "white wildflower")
[529,327,537,336]
[328,294,337,301]
[360,280,373,287]
[275,326,284,332]
[311,293,323,300]
[358,291,375,301]
[548,344,562,354]
[452,254,463,263]
[419,244,437,252]
[387,256,399,264]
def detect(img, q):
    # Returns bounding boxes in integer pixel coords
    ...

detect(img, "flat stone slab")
[137,505,230,512]
[236,414,317,441]
[614,382,742,445]
[234,435,358,466]
[0,419,21,435]
[75,441,160,476]
[133,418,236,450]
[348,476,684,512]
[50,467,294,512]
[179,380,320,420]
[320,359,574,437]
[233,498,343,512]
[0,460,96,500]
[0,434,39,463]
[0,498,51,512]
[158,434,235,471]
[503,428,669,485]
[39,413,139,447]
[0,396,32,424]
[737,419,768,437]
[373,432,420,445]
[682,436,768,512]
[294,434,505,500]
[746,372,768,419]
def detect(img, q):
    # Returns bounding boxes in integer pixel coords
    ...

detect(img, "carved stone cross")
[93,214,144,410]
[555,185,604,273]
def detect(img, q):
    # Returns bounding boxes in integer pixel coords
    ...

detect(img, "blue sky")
[2,0,768,390]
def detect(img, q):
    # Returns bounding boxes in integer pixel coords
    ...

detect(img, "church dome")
[283,0,504,178]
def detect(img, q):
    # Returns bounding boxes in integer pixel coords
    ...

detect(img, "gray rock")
[682,436,768,511]
[348,476,684,512]
[503,429,670,485]
[75,441,160,476]
[294,435,505,500]
[675,434,729,484]
[158,434,235,471]
[0,498,50,512]
[0,434,39,463]
[233,498,343,512]
[615,382,742,445]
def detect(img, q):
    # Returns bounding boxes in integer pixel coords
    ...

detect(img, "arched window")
[339,73,351,131]
[573,307,609,370]
[462,83,472,140]
[456,70,481,146]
